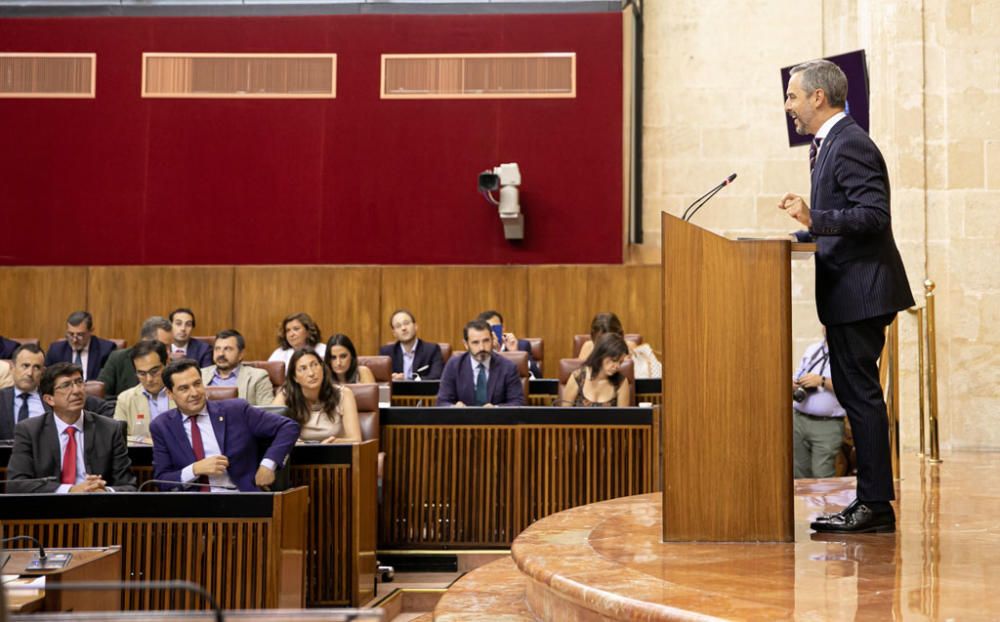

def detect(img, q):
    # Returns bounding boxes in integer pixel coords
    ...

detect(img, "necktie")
[173,348,186,361]
[17,393,29,423]
[73,349,82,366]
[188,415,210,491]
[809,136,823,171]
[61,426,78,485]
[474,364,487,406]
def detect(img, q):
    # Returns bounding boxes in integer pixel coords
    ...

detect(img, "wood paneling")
[526,265,661,375]
[87,266,235,346]
[0,267,88,348]
[379,266,529,351]
[233,266,380,361]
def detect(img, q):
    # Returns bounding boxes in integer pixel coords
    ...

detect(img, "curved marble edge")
[432,557,537,622]
[509,493,794,621]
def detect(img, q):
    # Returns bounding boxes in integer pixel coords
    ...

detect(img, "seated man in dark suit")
[168,308,212,367]
[1,344,113,441]
[379,309,444,380]
[6,362,136,493]
[151,359,299,492]
[0,335,22,359]
[98,316,172,398]
[437,319,525,407]
[44,310,118,381]
[477,310,541,378]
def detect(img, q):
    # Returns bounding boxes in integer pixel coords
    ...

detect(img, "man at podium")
[779,59,914,534]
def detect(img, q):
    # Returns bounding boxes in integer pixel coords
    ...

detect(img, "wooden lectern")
[661,213,808,542]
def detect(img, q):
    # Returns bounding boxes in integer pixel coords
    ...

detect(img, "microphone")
[0,535,47,563]
[138,479,238,492]
[682,173,738,222]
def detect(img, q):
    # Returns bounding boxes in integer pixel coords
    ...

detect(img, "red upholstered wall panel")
[0,13,622,265]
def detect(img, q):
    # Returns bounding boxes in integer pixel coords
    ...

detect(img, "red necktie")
[61,426,78,485]
[188,415,210,491]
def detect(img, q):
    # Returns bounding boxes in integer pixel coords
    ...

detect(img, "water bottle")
[133,412,148,441]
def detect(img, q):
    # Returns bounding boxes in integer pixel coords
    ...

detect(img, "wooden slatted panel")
[0,53,95,97]
[381,53,575,99]
[290,464,352,606]
[2,519,270,610]
[637,392,663,406]
[143,53,336,98]
[380,426,517,547]
[390,395,438,407]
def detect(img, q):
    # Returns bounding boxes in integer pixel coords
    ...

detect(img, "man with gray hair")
[779,59,913,534]
[44,310,118,380]
[97,316,173,398]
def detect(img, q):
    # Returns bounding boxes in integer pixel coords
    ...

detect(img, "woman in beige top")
[273,348,362,443]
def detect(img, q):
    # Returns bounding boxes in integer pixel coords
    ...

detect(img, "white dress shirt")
[53,414,87,494]
[178,409,237,492]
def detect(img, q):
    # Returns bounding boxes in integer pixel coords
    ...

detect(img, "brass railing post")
[925,279,942,463]
[916,307,926,456]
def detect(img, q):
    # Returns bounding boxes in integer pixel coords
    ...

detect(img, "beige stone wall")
[642,1,999,449]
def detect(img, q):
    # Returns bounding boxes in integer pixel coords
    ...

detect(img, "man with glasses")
[114,341,174,439]
[1,344,113,441]
[6,362,136,493]
[44,311,118,381]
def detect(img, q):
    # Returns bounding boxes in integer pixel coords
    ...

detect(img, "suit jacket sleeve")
[242,402,299,468]
[6,421,60,493]
[98,350,126,397]
[150,417,185,485]
[86,395,115,418]
[250,372,275,406]
[44,341,65,367]
[498,363,526,407]
[810,133,891,236]
[425,343,444,380]
[436,357,460,406]
[106,418,137,491]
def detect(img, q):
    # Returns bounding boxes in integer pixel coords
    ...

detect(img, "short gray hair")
[790,59,848,108]
[140,315,172,340]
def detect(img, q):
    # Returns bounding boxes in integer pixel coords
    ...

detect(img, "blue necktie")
[474,364,487,406]
[17,393,30,423]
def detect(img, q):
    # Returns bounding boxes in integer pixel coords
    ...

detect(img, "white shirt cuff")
[55,484,71,494]
[181,465,197,483]
[260,459,277,471]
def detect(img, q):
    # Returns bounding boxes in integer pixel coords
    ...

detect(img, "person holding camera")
[793,335,845,479]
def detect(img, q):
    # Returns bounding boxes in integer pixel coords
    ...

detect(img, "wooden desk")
[0,490,306,610]
[379,406,660,549]
[3,546,120,612]
[390,379,592,407]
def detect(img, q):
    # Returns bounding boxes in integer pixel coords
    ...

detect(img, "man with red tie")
[6,363,136,493]
[150,359,299,492]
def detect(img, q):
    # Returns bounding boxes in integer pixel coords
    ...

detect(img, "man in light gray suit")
[201,329,274,406]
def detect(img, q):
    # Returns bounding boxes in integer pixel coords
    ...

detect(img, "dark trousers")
[825,313,896,502]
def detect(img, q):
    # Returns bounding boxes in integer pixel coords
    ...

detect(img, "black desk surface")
[0,491,284,519]
[390,379,563,396]
[381,406,654,426]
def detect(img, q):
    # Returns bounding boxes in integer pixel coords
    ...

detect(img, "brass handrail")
[906,279,941,462]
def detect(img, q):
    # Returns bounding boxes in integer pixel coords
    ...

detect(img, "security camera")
[478,162,523,241]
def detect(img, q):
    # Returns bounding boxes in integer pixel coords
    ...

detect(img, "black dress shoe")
[813,499,860,524]
[811,502,895,534]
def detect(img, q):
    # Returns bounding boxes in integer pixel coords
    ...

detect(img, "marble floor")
[500,451,1000,621]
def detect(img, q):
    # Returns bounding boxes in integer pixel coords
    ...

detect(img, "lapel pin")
[218,417,223,422]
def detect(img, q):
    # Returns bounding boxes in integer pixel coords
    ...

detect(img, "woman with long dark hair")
[273,347,361,443]
[563,333,631,407]
[324,333,375,384]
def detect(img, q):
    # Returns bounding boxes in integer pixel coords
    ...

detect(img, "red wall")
[0,13,623,265]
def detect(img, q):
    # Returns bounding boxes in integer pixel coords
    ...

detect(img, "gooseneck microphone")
[0,535,47,564]
[682,173,738,222]
[138,479,238,492]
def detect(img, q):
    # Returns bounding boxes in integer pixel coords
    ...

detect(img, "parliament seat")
[524,337,544,375]
[48,337,128,351]
[246,360,285,392]
[344,382,379,443]
[358,355,392,383]
[439,342,452,363]
[558,357,635,406]
[205,386,238,401]
[572,333,643,358]
[10,338,39,347]
[498,350,530,397]
[84,380,106,399]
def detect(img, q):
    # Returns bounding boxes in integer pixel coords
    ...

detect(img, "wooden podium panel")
[4,547,121,612]
[0,489,307,610]
[661,213,794,542]
[379,406,659,548]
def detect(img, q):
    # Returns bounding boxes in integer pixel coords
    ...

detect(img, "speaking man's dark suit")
[436,352,525,407]
[797,115,914,503]
[5,410,136,493]
[379,340,445,380]
[0,386,114,440]
[150,398,299,492]
[45,337,118,380]
[0,336,21,359]
[179,339,213,368]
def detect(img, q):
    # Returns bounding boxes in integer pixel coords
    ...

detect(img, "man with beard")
[201,329,274,405]
[436,319,525,407]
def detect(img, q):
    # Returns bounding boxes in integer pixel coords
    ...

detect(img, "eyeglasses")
[53,378,86,392]
[136,366,163,379]
[66,332,89,341]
